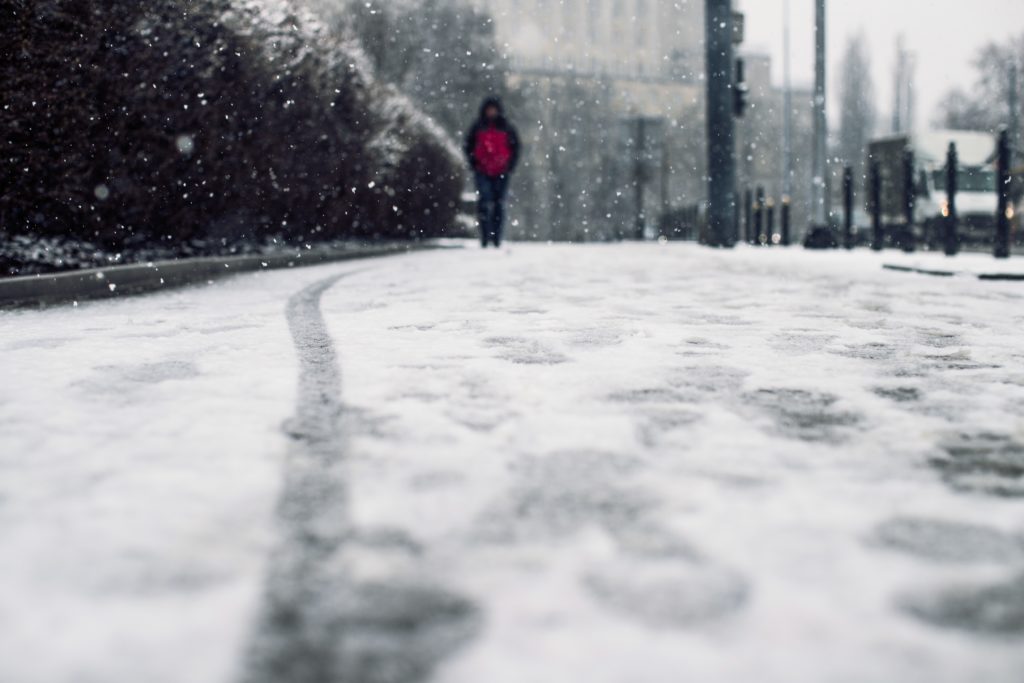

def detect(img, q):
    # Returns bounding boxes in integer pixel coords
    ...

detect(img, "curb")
[883,264,1024,281]
[0,242,453,309]
[978,272,1024,281]
[882,264,955,278]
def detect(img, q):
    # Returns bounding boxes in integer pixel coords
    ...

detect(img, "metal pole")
[893,37,905,134]
[735,55,749,245]
[735,57,747,117]
[634,117,646,241]
[754,186,765,245]
[782,0,793,202]
[870,160,883,251]
[1009,63,1020,247]
[766,198,776,245]
[996,128,1011,258]
[744,188,753,243]
[811,0,827,227]
[660,135,670,218]
[1010,62,1019,170]
[944,142,959,256]
[781,197,792,246]
[735,194,742,245]
[843,166,854,249]
[704,0,737,248]
[901,147,916,252]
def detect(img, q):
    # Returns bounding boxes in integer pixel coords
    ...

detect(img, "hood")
[479,97,505,121]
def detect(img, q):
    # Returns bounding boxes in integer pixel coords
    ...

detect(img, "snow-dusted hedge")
[0,0,464,249]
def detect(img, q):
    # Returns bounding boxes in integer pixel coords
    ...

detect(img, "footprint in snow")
[871,516,1024,564]
[900,572,1024,636]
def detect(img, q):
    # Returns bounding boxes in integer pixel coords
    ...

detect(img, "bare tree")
[935,88,995,131]
[334,0,513,139]
[837,34,876,175]
[934,32,1024,136]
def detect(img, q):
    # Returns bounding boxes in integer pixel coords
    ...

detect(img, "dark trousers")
[475,172,509,247]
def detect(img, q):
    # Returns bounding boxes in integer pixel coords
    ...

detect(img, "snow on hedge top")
[224,0,462,175]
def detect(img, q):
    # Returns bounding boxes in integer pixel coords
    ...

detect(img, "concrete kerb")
[883,263,1024,281]
[0,242,458,309]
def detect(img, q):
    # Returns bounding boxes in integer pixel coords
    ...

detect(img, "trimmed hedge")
[0,0,464,249]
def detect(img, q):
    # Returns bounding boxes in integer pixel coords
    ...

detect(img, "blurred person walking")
[465,97,519,248]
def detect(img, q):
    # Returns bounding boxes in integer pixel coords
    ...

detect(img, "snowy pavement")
[2,243,1024,682]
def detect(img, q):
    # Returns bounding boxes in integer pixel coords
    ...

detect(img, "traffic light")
[734,57,749,118]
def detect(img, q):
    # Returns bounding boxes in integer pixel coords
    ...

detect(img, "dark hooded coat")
[464,97,520,176]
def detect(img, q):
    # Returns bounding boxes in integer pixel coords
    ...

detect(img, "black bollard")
[843,166,854,249]
[870,161,883,251]
[766,198,776,245]
[996,128,1011,259]
[754,186,765,245]
[781,197,792,246]
[944,142,959,256]
[744,188,753,244]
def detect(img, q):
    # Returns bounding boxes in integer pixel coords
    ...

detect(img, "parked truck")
[867,130,999,248]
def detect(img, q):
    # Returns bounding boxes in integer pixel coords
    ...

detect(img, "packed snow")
[1,243,1023,682]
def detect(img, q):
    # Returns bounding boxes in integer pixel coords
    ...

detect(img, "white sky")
[737,0,1024,131]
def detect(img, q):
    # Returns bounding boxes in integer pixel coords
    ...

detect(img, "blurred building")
[475,0,705,117]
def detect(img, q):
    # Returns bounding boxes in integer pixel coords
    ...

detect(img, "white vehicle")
[868,130,1000,247]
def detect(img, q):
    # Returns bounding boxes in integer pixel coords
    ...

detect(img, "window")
[588,1,601,43]
[562,0,576,39]
[634,0,647,48]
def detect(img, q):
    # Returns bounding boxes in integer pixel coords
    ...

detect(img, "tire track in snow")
[240,272,479,683]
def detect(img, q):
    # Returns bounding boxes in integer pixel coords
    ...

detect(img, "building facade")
[475,0,704,86]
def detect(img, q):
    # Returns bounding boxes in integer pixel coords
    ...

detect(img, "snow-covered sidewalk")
[1,243,1023,682]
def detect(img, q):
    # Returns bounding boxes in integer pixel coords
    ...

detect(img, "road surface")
[1,244,1023,682]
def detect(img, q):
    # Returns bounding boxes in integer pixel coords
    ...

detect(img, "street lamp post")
[811,0,827,229]
[782,0,793,214]
[1010,62,1020,171]
[704,0,737,248]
